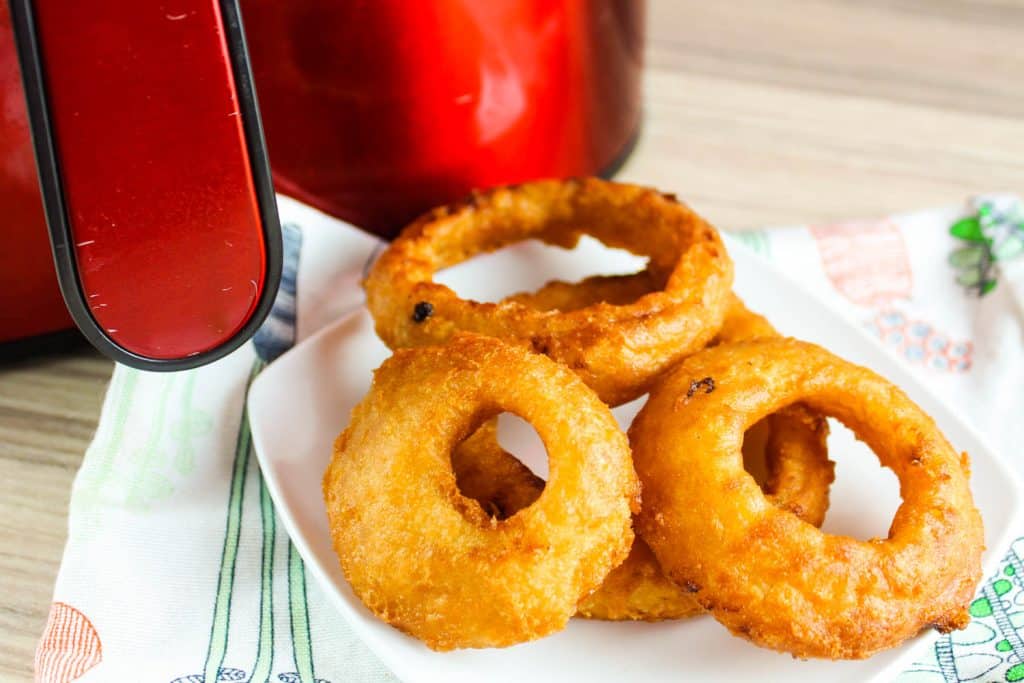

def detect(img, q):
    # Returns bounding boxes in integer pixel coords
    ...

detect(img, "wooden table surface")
[2,1,1022,679]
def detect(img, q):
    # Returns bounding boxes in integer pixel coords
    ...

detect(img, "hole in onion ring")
[450,413,548,521]
[434,236,648,306]
[818,418,901,541]
[740,418,773,487]
[496,413,548,480]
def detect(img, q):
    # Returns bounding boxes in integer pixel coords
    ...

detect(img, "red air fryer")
[1,0,643,370]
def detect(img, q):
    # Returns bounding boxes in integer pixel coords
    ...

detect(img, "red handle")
[9,0,281,369]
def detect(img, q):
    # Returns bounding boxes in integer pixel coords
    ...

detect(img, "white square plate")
[249,235,1024,683]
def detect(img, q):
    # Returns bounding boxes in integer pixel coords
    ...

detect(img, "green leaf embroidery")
[948,198,1024,296]
[971,596,994,617]
[949,245,986,268]
[957,269,983,287]
[950,216,987,243]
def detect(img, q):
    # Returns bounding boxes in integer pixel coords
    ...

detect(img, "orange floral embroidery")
[810,220,912,307]
[35,602,102,683]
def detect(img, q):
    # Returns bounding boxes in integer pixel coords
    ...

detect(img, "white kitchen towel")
[34,193,1024,683]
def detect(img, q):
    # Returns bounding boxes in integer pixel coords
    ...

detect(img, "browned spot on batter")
[411,301,434,323]
[686,376,715,398]
[530,337,550,355]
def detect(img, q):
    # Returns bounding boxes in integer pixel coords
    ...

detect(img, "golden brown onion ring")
[631,339,984,659]
[324,334,639,650]
[364,178,734,404]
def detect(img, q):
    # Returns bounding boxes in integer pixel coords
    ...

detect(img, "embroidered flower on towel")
[949,196,1024,296]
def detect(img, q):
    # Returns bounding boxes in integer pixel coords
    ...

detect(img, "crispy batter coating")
[631,339,984,659]
[451,427,702,621]
[713,294,775,344]
[577,539,702,620]
[506,271,662,313]
[324,335,639,650]
[364,178,734,404]
[452,294,834,622]
[577,396,833,621]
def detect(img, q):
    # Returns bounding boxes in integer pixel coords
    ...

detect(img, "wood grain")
[621,0,1024,228]
[2,1,1022,679]
[0,348,111,681]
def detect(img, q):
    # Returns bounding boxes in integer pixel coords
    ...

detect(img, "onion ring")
[631,339,984,658]
[452,293,834,622]
[324,334,639,650]
[364,178,734,404]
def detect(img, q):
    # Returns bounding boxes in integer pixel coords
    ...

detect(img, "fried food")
[630,338,984,659]
[506,271,660,313]
[451,289,834,621]
[577,538,702,621]
[451,421,700,621]
[335,178,984,660]
[363,178,734,404]
[324,334,639,651]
